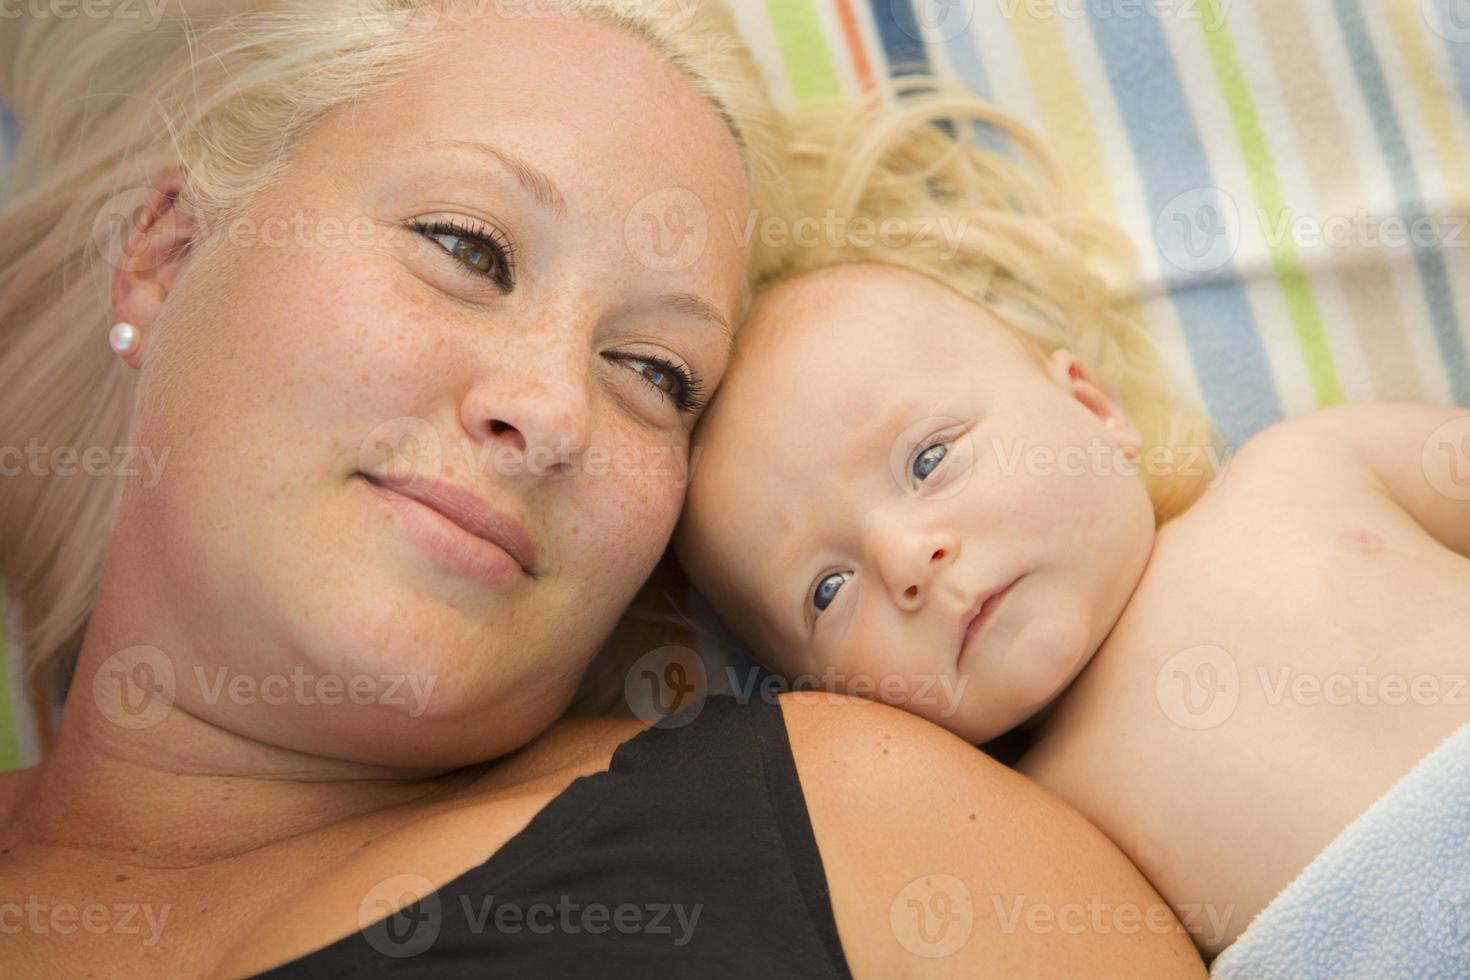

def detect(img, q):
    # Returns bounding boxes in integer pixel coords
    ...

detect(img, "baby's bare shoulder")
[1204,408,1372,498]
[1175,403,1468,552]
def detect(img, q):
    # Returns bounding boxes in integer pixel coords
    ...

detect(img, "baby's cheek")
[1002,624,1090,712]
[835,640,920,706]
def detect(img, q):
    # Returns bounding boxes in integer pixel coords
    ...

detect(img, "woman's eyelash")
[406,218,703,415]
[408,217,517,292]
[603,352,707,414]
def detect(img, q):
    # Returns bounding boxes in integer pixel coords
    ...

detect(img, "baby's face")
[676,264,1157,743]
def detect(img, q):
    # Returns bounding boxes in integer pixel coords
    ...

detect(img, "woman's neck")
[4,701,486,870]
[0,617,500,869]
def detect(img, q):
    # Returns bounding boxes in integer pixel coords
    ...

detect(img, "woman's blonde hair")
[0,0,792,711]
[772,77,1223,527]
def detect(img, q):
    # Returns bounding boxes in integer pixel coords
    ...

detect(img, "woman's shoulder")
[776,692,1208,977]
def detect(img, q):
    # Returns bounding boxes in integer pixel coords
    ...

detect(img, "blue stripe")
[1426,0,1470,111]
[1336,0,1470,406]
[865,0,936,77]
[1086,13,1283,449]
[931,10,1018,157]
[938,10,992,99]
[0,94,19,157]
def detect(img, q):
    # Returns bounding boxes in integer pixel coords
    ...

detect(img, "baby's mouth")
[958,577,1019,667]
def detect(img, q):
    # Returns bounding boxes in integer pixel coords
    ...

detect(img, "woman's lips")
[357,472,536,588]
[958,578,1018,667]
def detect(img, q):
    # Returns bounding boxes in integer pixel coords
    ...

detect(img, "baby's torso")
[1018,417,1470,957]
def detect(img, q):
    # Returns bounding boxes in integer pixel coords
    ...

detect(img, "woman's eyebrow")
[662,292,732,341]
[407,137,568,217]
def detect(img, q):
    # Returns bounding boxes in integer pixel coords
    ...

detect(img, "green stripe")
[765,0,844,102]
[1198,0,1344,406]
[0,589,19,771]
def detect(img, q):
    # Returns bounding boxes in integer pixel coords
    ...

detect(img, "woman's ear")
[1044,348,1142,458]
[108,166,205,368]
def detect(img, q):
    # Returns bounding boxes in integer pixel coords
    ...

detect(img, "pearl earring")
[109,322,140,357]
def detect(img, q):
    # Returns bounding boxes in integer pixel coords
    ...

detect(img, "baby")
[676,260,1157,747]
[673,89,1470,958]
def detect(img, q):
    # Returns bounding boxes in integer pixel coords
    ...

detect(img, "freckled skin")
[95,11,751,769]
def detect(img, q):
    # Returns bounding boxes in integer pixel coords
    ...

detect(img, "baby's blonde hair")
[579,81,1226,716]
[0,0,793,707]
[770,77,1223,526]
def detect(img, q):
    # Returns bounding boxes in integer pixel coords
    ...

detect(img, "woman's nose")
[459,373,592,481]
[865,514,959,610]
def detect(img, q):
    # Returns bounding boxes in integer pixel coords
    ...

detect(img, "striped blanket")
[3,0,1470,766]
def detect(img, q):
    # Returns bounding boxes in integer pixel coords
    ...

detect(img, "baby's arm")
[1293,403,1470,559]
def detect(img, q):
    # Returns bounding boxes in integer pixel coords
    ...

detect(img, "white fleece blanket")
[1210,722,1470,979]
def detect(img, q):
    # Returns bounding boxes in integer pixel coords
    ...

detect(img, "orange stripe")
[832,0,877,93]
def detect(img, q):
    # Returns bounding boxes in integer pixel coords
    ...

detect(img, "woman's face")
[106,10,750,766]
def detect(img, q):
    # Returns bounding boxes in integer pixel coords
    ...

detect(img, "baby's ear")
[1043,349,1142,458]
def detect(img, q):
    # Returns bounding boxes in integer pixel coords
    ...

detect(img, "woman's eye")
[638,361,681,399]
[913,442,950,482]
[603,353,707,415]
[811,570,851,615]
[408,218,516,293]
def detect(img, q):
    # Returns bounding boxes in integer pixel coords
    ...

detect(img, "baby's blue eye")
[913,442,949,481]
[812,570,851,614]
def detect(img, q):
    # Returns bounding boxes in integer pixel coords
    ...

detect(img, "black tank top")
[254,694,854,979]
